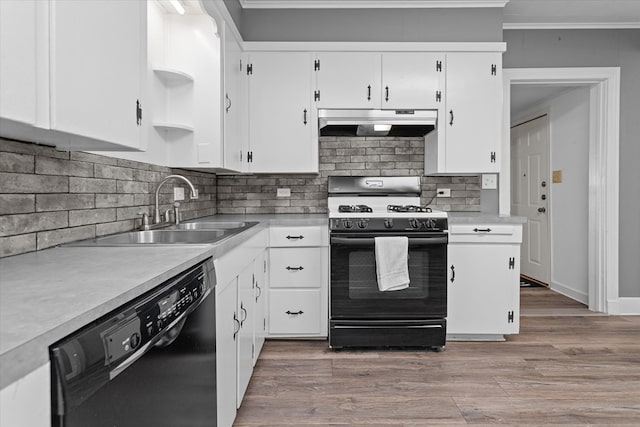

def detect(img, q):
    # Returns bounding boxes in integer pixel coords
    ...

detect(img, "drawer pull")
[473,228,492,233]
[285,310,304,316]
[286,266,304,271]
[286,235,304,240]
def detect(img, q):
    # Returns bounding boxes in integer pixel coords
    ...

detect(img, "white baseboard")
[550,281,588,305]
[608,298,640,315]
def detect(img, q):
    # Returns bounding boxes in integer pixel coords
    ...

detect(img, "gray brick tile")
[96,220,135,236]
[0,152,34,173]
[0,195,35,215]
[95,194,135,208]
[69,208,116,226]
[37,225,95,250]
[0,233,36,257]
[69,177,116,193]
[0,211,68,236]
[95,164,135,180]
[70,151,118,165]
[35,156,93,177]
[0,173,68,193]
[36,194,95,211]
[116,180,148,194]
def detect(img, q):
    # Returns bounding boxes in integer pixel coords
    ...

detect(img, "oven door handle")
[330,236,448,246]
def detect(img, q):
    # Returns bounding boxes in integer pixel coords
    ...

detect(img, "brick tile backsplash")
[0,138,217,257]
[217,136,480,214]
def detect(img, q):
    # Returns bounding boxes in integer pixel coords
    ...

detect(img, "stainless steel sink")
[67,229,228,246]
[168,221,256,230]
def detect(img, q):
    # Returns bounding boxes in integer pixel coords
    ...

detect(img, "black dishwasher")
[50,258,217,427]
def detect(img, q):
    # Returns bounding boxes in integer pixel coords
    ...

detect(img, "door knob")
[541,194,547,200]
[538,207,546,213]
[541,181,547,187]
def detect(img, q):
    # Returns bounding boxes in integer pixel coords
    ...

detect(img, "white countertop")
[448,212,527,224]
[0,214,327,388]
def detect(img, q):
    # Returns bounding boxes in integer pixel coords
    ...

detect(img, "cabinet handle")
[385,86,389,102]
[240,302,247,326]
[285,310,304,316]
[225,93,232,113]
[286,266,304,271]
[450,265,455,283]
[255,282,262,301]
[449,110,454,126]
[136,99,142,126]
[303,109,308,125]
[473,228,492,233]
[286,235,304,240]
[233,312,240,340]
[367,85,371,101]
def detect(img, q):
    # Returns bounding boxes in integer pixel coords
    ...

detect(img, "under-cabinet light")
[374,124,392,132]
[169,0,185,15]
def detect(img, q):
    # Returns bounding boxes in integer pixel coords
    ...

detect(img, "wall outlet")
[481,173,498,190]
[173,187,185,201]
[276,188,291,198]
[437,188,451,197]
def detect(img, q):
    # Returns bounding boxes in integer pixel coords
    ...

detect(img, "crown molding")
[503,21,640,29]
[239,0,509,9]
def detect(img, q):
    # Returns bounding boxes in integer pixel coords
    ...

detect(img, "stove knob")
[343,219,353,229]
[425,219,436,229]
[384,218,394,229]
[357,220,368,229]
[409,219,421,229]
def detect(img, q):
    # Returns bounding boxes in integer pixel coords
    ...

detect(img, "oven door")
[330,232,447,320]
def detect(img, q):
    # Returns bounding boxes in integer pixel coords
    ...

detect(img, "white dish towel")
[374,236,410,291]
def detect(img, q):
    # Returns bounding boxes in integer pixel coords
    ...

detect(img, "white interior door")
[511,115,550,284]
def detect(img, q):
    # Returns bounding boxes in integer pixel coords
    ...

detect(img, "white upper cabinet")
[314,52,382,109]
[49,0,146,151]
[381,52,444,109]
[425,52,502,174]
[222,24,248,172]
[315,52,444,110]
[247,52,317,173]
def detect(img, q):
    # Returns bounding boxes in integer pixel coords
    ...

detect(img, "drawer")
[269,289,322,335]
[449,224,522,244]
[269,248,324,288]
[269,226,327,247]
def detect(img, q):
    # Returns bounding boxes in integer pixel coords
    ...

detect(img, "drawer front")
[269,248,323,288]
[269,226,326,247]
[449,224,522,244]
[269,289,321,335]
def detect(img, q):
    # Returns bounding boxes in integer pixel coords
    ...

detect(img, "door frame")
[501,67,620,314]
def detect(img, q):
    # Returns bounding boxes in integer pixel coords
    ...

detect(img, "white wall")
[513,86,590,303]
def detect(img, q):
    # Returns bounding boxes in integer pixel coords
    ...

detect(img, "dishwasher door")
[50,259,217,427]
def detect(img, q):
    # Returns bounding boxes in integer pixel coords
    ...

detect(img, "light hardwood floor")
[235,288,640,426]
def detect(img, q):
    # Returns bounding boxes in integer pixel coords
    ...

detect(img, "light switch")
[481,174,498,190]
[277,188,291,198]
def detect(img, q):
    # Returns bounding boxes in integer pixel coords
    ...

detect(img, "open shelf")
[152,122,194,133]
[153,67,194,84]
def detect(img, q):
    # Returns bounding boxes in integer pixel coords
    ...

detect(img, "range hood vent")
[318,109,437,137]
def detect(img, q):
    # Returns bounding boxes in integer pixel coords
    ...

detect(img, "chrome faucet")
[153,175,198,224]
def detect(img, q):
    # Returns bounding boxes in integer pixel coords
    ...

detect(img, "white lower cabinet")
[447,224,522,340]
[215,230,267,427]
[267,226,329,338]
[0,362,50,427]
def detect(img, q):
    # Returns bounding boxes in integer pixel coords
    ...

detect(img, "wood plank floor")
[235,288,640,426]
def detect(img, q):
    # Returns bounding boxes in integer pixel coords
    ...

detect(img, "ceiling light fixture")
[169,0,185,15]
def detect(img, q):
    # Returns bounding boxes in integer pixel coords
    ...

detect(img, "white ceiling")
[238,0,640,28]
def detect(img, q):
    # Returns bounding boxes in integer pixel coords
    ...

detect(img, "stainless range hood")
[318,109,437,137]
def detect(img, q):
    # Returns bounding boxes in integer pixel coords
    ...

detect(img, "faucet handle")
[138,212,150,230]
[173,202,181,225]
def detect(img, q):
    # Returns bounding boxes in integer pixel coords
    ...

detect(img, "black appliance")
[50,259,217,427]
[328,176,448,350]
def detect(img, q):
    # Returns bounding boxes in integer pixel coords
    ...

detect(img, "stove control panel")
[330,217,447,232]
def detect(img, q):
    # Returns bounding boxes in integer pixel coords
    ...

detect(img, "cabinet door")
[443,52,502,173]
[216,279,238,427]
[236,264,254,406]
[223,24,248,172]
[382,53,444,109]
[447,243,519,335]
[247,52,317,173]
[50,0,145,150]
[253,251,267,365]
[315,52,381,108]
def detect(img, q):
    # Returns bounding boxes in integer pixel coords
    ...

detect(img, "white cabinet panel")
[315,52,382,108]
[216,279,238,427]
[269,289,322,335]
[236,264,254,405]
[0,362,50,427]
[247,52,317,173]
[50,0,146,150]
[269,247,325,288]
[223,24,248,172]
[253,251,267,365]
[381,52,444,109]
[269,225,327,247]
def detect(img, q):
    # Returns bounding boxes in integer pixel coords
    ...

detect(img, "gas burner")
[387,204,433,213]
[339,204,373,213]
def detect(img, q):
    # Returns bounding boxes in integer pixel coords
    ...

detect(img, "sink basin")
[169,221,257,230]
[68,229,228,246]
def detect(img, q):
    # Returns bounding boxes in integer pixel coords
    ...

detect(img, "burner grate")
[338,204,373,213]
[387,204,433,213]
